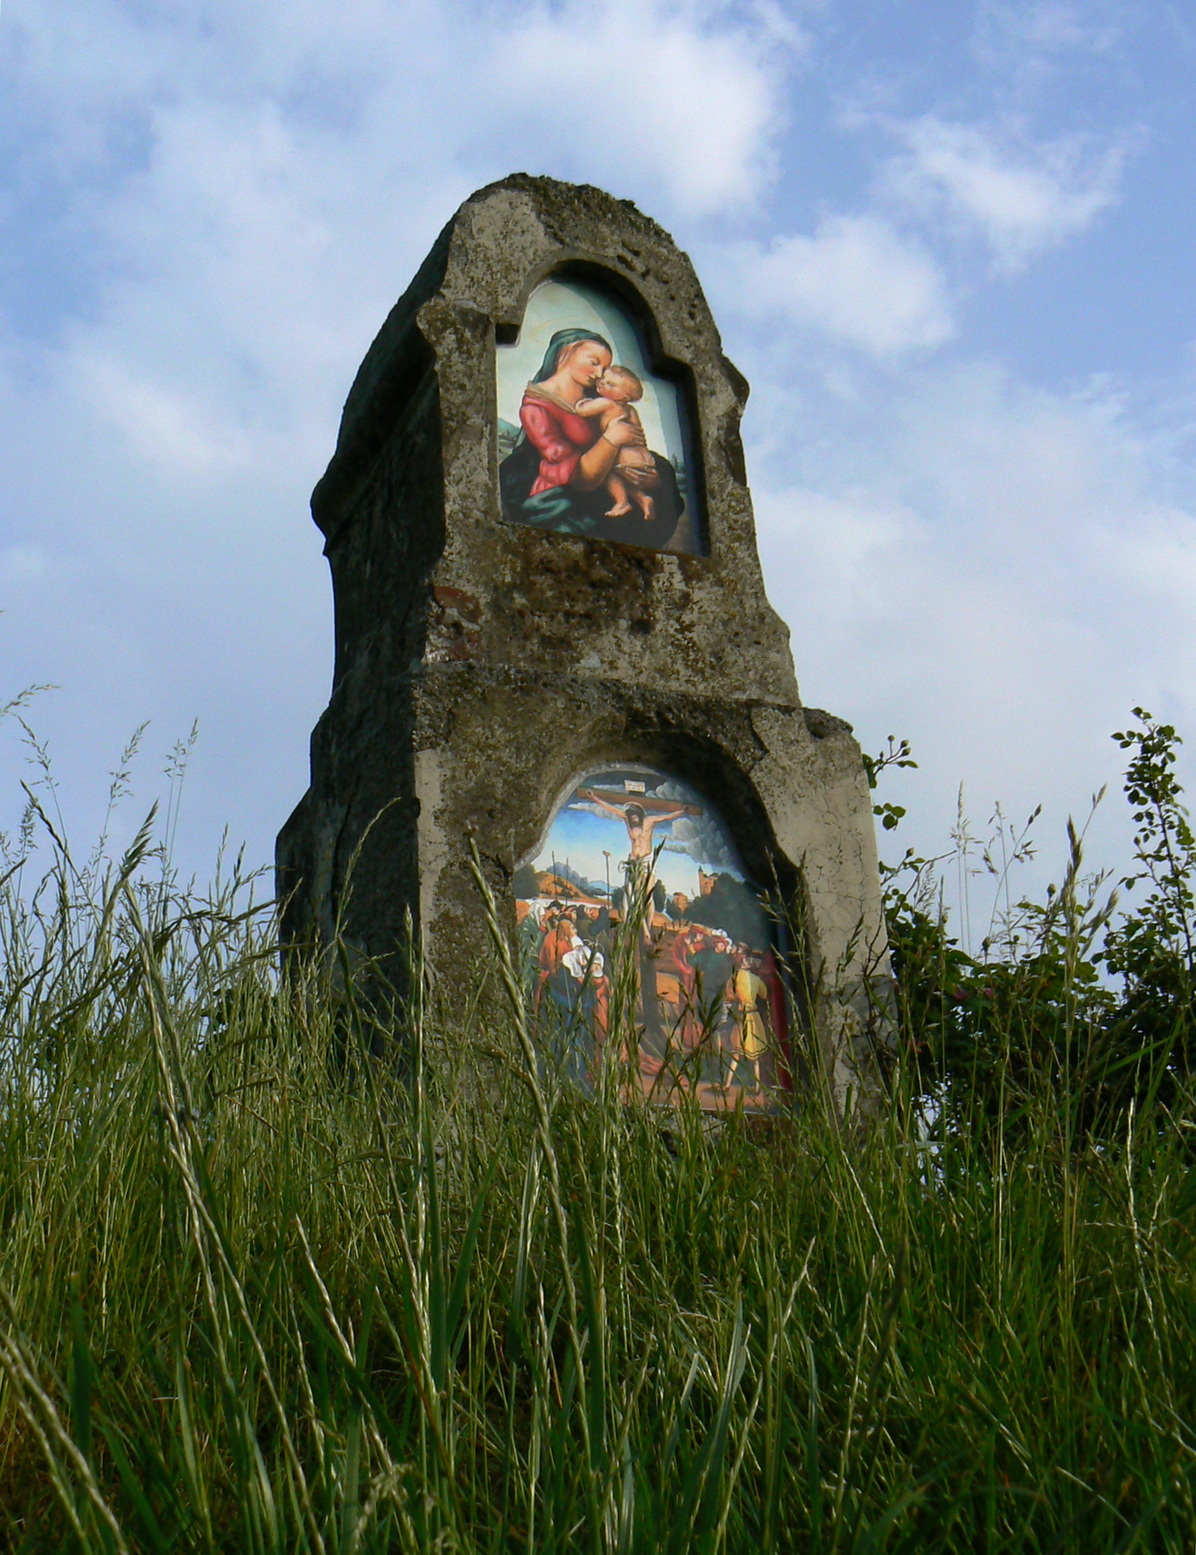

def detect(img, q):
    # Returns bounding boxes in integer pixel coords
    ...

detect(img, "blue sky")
[2,0,1195,939]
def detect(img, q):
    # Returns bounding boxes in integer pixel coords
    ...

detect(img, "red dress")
[519,389,598,494]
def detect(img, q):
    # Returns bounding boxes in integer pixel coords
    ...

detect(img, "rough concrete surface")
[277,173,892,1107]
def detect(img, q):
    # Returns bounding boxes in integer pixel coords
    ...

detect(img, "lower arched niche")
[512,762,792,1111]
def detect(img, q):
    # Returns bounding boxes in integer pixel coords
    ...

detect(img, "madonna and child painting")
[513,765,790,1112]
[497,276,703,555]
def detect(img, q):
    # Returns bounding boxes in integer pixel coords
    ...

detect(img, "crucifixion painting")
[512,763,789,1111]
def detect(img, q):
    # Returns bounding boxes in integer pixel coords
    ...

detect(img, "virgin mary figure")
[499,327,685,549]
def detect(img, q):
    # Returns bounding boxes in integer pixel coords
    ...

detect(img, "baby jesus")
[576,366,657,520]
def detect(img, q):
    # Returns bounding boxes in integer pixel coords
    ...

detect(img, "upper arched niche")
[495,268,706,557]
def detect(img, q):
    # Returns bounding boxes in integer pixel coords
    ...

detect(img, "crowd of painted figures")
[515,879,788,1109]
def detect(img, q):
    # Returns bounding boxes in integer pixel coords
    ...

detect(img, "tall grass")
[0,801,1194,1550]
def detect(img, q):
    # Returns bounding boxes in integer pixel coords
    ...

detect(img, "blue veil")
[533,328,612,383]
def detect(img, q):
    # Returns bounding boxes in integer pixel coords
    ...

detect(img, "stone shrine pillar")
[277,174,891,1111]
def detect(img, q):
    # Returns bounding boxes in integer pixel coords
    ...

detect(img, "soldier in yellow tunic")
[731,950,771,1089]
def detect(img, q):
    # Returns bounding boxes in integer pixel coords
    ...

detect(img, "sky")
[3,0,1195,944]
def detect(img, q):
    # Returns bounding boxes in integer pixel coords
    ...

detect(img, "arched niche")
[512,761,792,1112]
[495,271,706,556]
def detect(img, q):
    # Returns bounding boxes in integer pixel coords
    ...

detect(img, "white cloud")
[5,0,793,453]
[1097,507,1196,620]
[774,490,909,595]
[974,1,1124,64]
[885,116,1132,272]
[724,215,954,356]
[0,546,47,586]
[77,355,258,476]
[747,361,1196,905]
[486,0,789,215]
[0,0,794,871]
[0,0,1190,940]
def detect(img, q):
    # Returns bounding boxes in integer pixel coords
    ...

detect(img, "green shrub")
[884,710,1196,1143]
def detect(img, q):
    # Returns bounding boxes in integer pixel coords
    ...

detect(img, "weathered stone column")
[277,173,891,1111]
